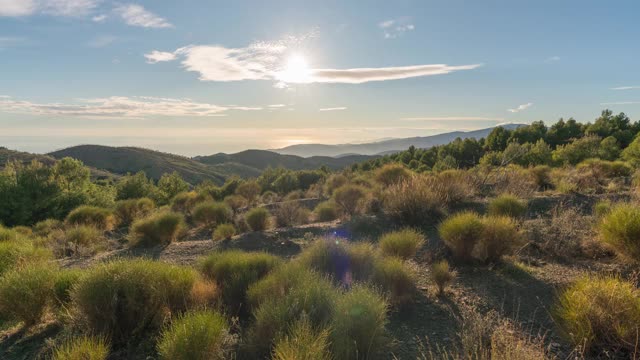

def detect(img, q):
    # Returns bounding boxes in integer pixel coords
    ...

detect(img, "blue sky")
[1,0,639,156]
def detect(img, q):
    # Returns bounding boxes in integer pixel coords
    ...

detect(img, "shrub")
[157,310,235,360]
[332,185,367,217]
[53,268,84,309]
[314,201,339,222]
[554,276,640,353]
[431,260,456,295]
[297,239,352,283]
[284,190,305,201]
[488,194,527,218]
[65,225,103,254]
[382,176,446,226]
[598,203,640,261]
[212,223,236,241]
[0,264,55,325]
[260,190,279,204]
[577,159,633,179]
[33,219,64,237]
[331,286,388,360]
[192,201,232,229]
[439,212,483,261]
[71,260,198,343]
[272,317,332,360]
[199,250,281,311]
[274,201,310,227]
[247,263,326,309]
[249,274,338,355]
[245,207,271,231]
[236,181,262,204]
[114,198,155,225]
[324,174,348,196]
[171,191,210,215]
[475,216,521,263]
[128,211,185,247]
[0,241,52,275]
[378,228,425,260]
[0,227,24,242]
[65,205,117,231]
[375,163,412,187]
[52,336,110,360]
[370,256,416,305]
[224,194,248,213]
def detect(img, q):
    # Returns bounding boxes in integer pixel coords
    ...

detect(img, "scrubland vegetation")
[1,110,640,358]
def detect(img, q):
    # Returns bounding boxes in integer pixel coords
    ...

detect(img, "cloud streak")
[114,4,173,28]
[600,101,640,105]
[0,96,261,119]
[507,102,533,113]
[610,86,640,90]
[379,18,415,39]
[0,0,99,17]
[401,116,504,121]
[319,107,347,111]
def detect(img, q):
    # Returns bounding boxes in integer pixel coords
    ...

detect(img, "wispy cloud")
[114,4,173,28]
[544,56,560,63]
[600,101,640,105]
[0,0,99,17]
[319,107,347,111]
[92,13,107,22]
[610,86,640,90]
[378,17,415,39]
[87,35,116,48]
[268,104,286,108]
[507,103,533,113]
[0,95,261,119]
[401,116,504,121]
[146,36,481,86]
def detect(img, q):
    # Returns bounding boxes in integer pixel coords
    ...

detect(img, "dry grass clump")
[224,194,248,214]
[598,203,640,261]
[436,170,480,203]
[378,228,425,260]
[192,201,232,229]
[593,200,612,218]
[554,276,640,354]
[33,219,64,237]
[157,310,236,360]
[375,163,412,187]
[382,176,446,226]
[64,225,103,255]
[272,316,332,360]
[314,201,339,222]
[371,256,416,305]
[70,260,198,344]
[52,336,110,360]
[0,227,27,242]
[128,211,185,247]
[274,201,310,227]
[245,207,271,231]
[0,263,55,326]
[114,197,155,225]
[199,250,281,311]
[0,241,52,276]
[171,191,210,215]
[488,194,527,218]
[52,268,84,309]
[332,184,368,217]
[438,212,484,261]
[212,223,236,241]
[488,165,538,198]
[65,205,117,231]
[430,260,456,295]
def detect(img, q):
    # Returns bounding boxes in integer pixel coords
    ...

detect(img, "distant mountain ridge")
[273,124,524,157]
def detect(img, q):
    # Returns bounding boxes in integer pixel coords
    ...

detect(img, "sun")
[276,54,311,84]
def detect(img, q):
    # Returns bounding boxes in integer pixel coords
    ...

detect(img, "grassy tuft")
[0,263,55,326]
[272,316,332,360]
[598,203,640,261]
[192,201,232,229]
[128,211,185,247]
[53,336,110,360]
[65,205,117,231]
[378,228,425,260]
[314,201,339,222]
[212,223,236,241]
[114,198,155,225]
[430,260,456,295]
[488,194,527,218]
[438,212,483,261]
[245,207,271,231]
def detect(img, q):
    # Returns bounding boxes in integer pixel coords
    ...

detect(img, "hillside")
[273,124,523,157]
[48,145,248,185]
[195,149,374,171]
[0,146,56,167]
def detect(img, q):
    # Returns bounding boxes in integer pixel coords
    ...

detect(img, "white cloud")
[0,95,261,119]
[611,86,640,90]
[144,50,177,63]
[147,37,481,85]
[319,107,347,111]
[507,102,533,113]
[92,13,106,22]
[114,4,172,28]
[87,35,115,48]
[401,116,504,121]
[600,101,640,105]
[0,0,99,17]
[378,17,415,39]
[268,104,286,108]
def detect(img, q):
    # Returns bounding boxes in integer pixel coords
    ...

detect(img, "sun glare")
[276,54,311,83]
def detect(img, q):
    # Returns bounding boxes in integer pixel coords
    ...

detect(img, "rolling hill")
[273,124,523,157]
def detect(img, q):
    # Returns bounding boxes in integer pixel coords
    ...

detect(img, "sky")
[1,0,640,156]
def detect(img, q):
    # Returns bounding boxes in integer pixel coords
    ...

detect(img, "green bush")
[439,212,483,261]
[157,310,235,360]
[375,163,412,187]
[245,207,271,231]
[554,276,640,353]
[475,216,521,263]
[378,228,425,260]
[488,194,527,218]
[297,238,351,282]
[192,201,232,228]
[71,260,198,343]
[331,286,389,360]
[314,201,339,222]
[53,268,84,309]
[0,264,55,326]
[272,317,332,360]
[371,256,416,305]
[171,191,211,215]
[114,198,155,225]
[65,205,117,231]
[52,336,110,360]
[199,251,281,311]
[0,241,52,275]
[598,203,640,261]
[431,260,456,295]
[212,223,236,241]
[247,263,325,309]
[128,211,185,247]
[33,219,64,237]
[65,225,103,254]
[332,184,367,217]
